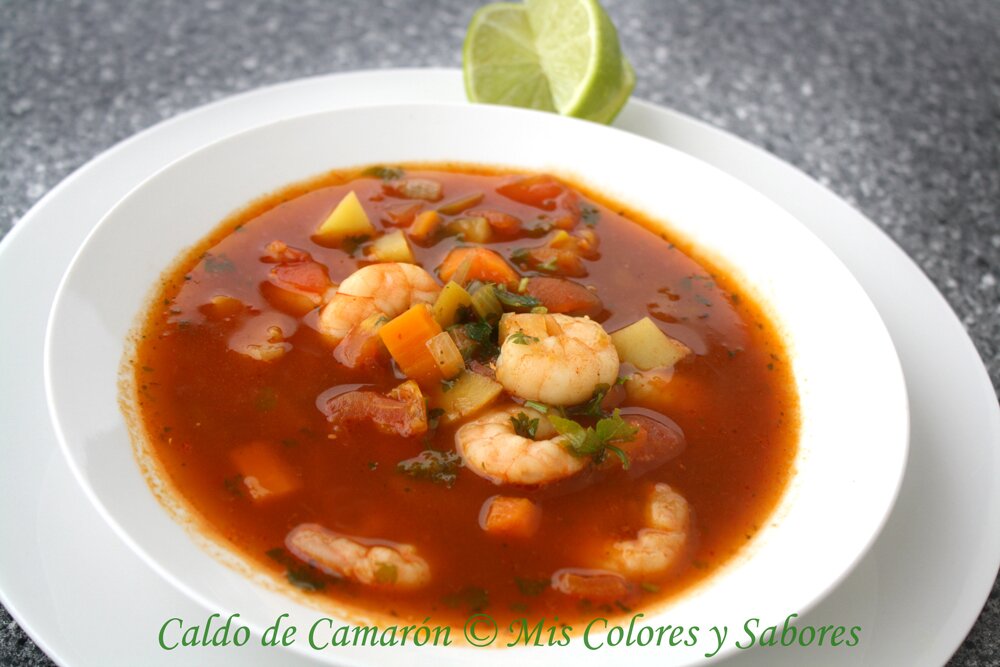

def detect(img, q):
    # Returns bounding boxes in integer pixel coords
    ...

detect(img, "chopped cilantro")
[510,248,530,263]
[265,547,326,592]
[523,400,549,414]
[254,387,277,412]
[362,165,404,181]
[536,257,559,272]
[569,383,610,418]
[515,577,549,597]
[202,253,235,273]
[397,450,462,487]
[548,409,638,467]
[510,412,539,439]
[427,407,445,430]
[442,586,489,612]
[494,286,541,309]
[508,331,539,345]
[580,201,600,225]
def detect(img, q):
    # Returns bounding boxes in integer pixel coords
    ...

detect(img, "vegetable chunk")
[438,247,520,288]
[610,317,691,370]
[480,496,542,538]
[378,304,445,385]
[315,191,375,244]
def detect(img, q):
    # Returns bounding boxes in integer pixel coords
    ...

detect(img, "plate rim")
[0,67,996,667]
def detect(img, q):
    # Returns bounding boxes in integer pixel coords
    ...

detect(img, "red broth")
[130,165,798,629]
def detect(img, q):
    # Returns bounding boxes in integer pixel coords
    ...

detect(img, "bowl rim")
[44,101,909,665]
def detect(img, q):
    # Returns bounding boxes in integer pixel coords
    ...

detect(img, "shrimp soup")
[131,164,798,628]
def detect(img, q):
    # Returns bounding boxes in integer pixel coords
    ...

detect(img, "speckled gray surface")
[1,0,998,665]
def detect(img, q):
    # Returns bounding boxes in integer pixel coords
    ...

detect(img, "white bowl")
[45,103,907,666]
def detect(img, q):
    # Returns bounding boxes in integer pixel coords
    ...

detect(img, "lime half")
[463,0,634,124]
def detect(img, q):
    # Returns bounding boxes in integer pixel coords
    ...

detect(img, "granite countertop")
[1,0,998,665]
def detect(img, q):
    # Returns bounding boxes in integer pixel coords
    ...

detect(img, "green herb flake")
[397,450,463,487]
[362,165,405,181]
[580,202,600,226]
[440,378,458,392]
[266,547,326,592]
[515,577,549,597]
[442,586,489,612]
[569,383,610,418]
[548,409,638,466]
[508,331,539,345]
[464,320,494,344]
[223,475,243,497]
[427,407,445,430]
[254,387,277,412]
[523,400,549,414]
[494,286,541,310]
[536,257,559,272]
[202,253,236,274]
[510,412,539,439]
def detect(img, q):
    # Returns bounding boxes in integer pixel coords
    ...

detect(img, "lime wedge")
[463,0,634,124]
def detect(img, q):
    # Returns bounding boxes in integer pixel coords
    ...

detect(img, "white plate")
[1,69,997,667]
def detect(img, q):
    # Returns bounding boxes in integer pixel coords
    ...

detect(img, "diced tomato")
[602,413,686,478]
[496,175,565,210]
[334,324,387,370]
[525,277,604,318]
[261,240,333,306]
[382,202,424,227]
[323,380,428,437]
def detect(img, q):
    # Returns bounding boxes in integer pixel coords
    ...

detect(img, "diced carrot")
[378,304,444,384]
[480,496,542,539]
[438,247,520,288]
[408,210,442,246]
[230,441,301,502]
[524,277,604,317]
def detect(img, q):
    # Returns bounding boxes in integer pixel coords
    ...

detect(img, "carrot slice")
[378,304,444,384]
[480,496,542,539]
[438,247,520,288]
[230,441,301,502]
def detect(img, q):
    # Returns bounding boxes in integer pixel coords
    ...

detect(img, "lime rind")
[463,0,633,124]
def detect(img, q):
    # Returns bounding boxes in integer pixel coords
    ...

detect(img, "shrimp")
[455,406,585,485]
[319,263,440,339]
[602,483,690,578]
[495,313,619,406]
[286,523,431,590]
